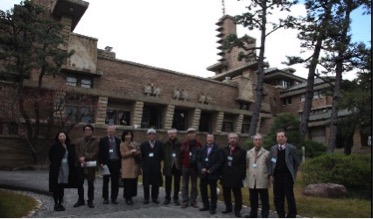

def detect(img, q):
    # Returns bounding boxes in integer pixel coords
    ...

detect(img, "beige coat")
[120,141,141,179]
[245,147,270,189]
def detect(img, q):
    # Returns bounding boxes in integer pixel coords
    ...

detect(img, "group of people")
[49,125,300,218]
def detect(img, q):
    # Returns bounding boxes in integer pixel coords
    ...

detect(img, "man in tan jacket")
[245,133,270,218]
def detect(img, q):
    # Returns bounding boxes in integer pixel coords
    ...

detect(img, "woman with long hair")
[48,131,78,211]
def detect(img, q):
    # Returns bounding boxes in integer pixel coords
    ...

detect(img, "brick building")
[0,0,363,168]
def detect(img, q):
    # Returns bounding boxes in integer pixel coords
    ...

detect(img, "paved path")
[0,170,282,218]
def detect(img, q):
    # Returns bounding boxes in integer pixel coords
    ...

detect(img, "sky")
[0,0,371,80]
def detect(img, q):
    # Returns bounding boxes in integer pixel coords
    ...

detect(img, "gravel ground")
[0,170,289,218]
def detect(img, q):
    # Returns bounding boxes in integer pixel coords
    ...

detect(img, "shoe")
[152,199,159,204]
[199,206,209,211]
[73,200,85,208]
[181,203,188,208]
[209,209,216,215]
[87,202,94,208]
[103,199,109,204]
[191,203,198,208]
[143,200,149,204]
[163,200,170,205]
[222,209,232,214]
[235,212,242,218]
[54,204,65,211]
[174,200,180,206]
[111,200,119,204]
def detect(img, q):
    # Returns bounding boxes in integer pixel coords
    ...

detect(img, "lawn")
[217,173,371,218]
[0,189,38,218]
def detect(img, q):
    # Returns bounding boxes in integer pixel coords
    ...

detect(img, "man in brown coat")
[73,124,99,208]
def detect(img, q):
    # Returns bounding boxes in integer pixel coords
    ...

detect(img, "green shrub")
[301,153,371,198]
[303,140,327,158]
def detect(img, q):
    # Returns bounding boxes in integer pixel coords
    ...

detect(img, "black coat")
[197,144,223,180]
[98,136,121,168]
[220,145,246,188]
[49,142,79,192]
[140,140,163,187]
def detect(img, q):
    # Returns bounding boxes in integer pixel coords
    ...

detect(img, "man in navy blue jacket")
[197,134,223,215]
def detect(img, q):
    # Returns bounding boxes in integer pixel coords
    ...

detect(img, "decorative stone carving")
[173,88,188,101]
[144,83,161,97]
[180,89,188,102]
[199,92,212,104]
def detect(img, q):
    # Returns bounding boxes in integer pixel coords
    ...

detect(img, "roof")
[309,108,351,121]
[286,77,335,91]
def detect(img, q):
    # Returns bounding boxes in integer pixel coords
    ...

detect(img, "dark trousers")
[273,172,297,218]
[200,178,218,210]
[249,188,270,217]
[77,178,94,202]
[102,160,120,201]
[223,186,242,213]
[144,184,159,201]
[123,178,138,200]
[53,183,64,205]
[165,165,181,201]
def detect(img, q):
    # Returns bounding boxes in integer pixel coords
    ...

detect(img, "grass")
[0,189,38,218]
[217,173,372,218]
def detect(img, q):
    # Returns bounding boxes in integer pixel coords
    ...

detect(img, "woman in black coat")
[49,131,78,211]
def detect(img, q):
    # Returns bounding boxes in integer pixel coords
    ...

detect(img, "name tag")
[149,153,154,157]
[253,163,257,168]
[172,153,176,158]
[109,149,114,153]
[62,158,67,163]
[205,158,209,162]
[227,156,233,161]
[271,157,277,163]
[189,152,192,156]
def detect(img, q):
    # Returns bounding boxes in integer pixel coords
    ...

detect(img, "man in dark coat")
[269,129,300,218]
[221,133,246,217]
[162,128,182,205]
[140,128,163,204]
[197,134,223,215]
[98,125,121,204]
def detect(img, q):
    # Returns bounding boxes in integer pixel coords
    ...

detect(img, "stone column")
[132,101,144,129]
[96,96,108,125]
[60,15,72,50]
[163,105,175,130]
[234,114,244,134]
[213,112,224,133]
[189,108,201,130]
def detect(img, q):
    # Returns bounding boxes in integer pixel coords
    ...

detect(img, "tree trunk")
[248,3,267,138]
[327,0,352,153]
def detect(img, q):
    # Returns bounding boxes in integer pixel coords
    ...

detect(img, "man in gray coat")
[269,129,300,218]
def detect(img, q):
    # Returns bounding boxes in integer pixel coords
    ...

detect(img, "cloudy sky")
[1,0,371,80]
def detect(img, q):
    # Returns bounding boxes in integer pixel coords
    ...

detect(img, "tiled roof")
[286,77,335,91]
[309,108,351,121]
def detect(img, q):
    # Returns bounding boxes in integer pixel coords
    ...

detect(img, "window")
[105,109,131,125]
[239,102,249,110]
[281,97,292,105]
[141,105,162,129]
[300,94,305,102]
[222,114,234,132]
[66,75,93,88]
[172,109,188,131]
[9,122,18,135]
[199,112,212,132]
[241,116,251,134]
[65,106,94,123]
[278,79,291,88]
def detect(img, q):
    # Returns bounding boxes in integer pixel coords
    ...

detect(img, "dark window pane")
[172,109,188,131]
[119,111,131,125]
